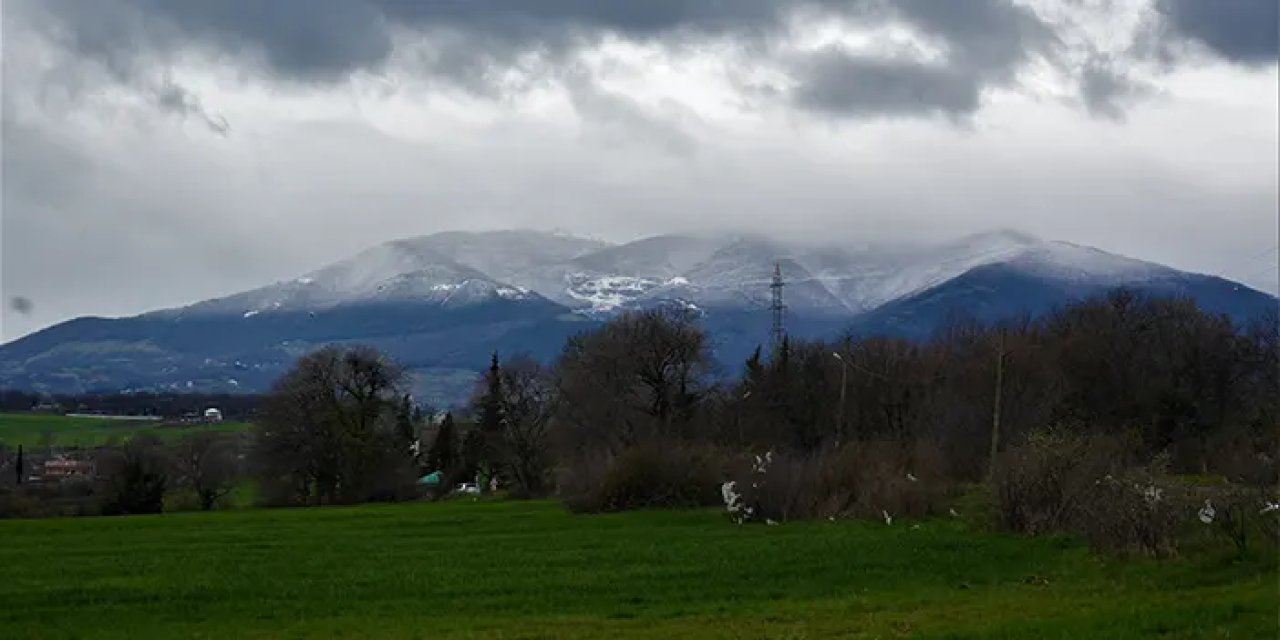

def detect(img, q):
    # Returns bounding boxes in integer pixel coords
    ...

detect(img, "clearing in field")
[0,412,251,448]
[0,500,1274,639]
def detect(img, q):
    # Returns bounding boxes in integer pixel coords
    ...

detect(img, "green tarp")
[417,471,442,486]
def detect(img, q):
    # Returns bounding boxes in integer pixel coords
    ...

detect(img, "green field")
[0,412,251,448]
[0,500,1273,639]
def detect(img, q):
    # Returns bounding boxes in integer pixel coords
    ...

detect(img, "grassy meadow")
[0,499,1274,639]
[0,412,251,448]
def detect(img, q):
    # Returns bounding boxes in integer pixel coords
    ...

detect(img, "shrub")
[101,436,169,516]
[1077,461,1190,557]
[564,442,724,513]
[995,430,1212,556]
[1193,482,1280,557]
[726,440,954,524]
[992,429,1120,535]
[829,440,952,521]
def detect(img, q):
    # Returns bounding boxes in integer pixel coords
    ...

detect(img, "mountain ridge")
[2,228,1274,405]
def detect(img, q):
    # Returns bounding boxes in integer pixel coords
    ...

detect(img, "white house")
[203,408,224,423]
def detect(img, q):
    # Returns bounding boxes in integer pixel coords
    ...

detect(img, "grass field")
[0,500,1274,639]
[0,413,251,448]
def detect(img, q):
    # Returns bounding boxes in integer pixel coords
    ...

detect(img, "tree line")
[3,288,1276,538]
[247,288,1276,513]
[0,390,263,421]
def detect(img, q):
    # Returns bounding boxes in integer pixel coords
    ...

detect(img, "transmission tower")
[769,261,787,347]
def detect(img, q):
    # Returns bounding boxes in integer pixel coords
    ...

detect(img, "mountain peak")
[952,228,1041,249]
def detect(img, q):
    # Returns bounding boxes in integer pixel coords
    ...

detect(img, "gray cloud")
[1156,0,1278,65]
[14,0,1088,121]
[792,52,981,117]
[1079,54,1149,120]
[785,0,1059,118]
[18,0,786,84]
[152,81,231,135]
[16,0,1275,124]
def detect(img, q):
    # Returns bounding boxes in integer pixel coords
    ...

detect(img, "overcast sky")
[2,0,1277,341]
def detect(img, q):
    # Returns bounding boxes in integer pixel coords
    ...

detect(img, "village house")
[42,456,97,482]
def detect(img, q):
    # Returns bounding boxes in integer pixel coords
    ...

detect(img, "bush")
[726,440,954,524]
[0,478,106,519]
[827,440,952,521]
[101,436,169,516]
[993,429,1120,535]
[1077,462,1190,557]
[563,442,724,513]
[1192,482,1280,557]
[995,430,1204,556]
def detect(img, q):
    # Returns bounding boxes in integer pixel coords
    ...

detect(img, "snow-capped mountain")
[170,236,559,319]
[162,228,1183,323]
[2,228,1273,405]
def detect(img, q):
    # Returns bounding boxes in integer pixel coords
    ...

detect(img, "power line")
[1243,245,1279,263]
[1240,264,1279,284]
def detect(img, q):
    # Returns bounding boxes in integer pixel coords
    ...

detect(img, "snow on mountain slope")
[567,234,723,278]
[168,228,1207,324]
[564,274,696,314]
[550,230,1173,317]
[678,238,852,313]
[786,230,1170,314]
[397,229,611,300]
[1003,241,1168,283]
[786,230,1033,312]
[173,237,543,318]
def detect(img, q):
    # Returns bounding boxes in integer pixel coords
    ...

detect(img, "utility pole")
[832,352,848,446]
[987,328,1009,482]
[16,444,23,486]
[769,262,786,348]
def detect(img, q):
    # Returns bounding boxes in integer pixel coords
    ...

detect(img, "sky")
[1,0,1277,341]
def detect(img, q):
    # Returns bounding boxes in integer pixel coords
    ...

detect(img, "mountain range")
[2,229,1274,406]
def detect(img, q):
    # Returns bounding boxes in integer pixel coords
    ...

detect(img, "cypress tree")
[426,412,457,473]
[479,352,504,435]
[395,394,416,445]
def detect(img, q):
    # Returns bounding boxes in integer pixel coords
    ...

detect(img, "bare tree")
[254,345,411,505]
[554,306,712,455]
[173,432,240,511]
[102,434,169,515]
[496,356,555,496]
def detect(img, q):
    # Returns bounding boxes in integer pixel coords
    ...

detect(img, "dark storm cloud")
[19,0,787,83]
[787,0,1059,117]
[1156,0,1278,66]
[19,0,1059,119]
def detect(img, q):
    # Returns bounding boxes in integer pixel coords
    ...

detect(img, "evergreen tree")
[394,394,416,445]
[460,428,490,486]
[426,412,457,473]
[479,352,504,436]
[471,352,507,482]
[744,345,765,389]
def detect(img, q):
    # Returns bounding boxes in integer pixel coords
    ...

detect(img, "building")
[43,456,96,481]
[203,408,224,423]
